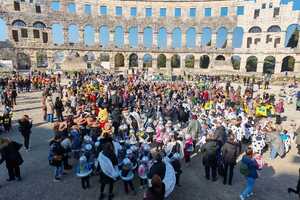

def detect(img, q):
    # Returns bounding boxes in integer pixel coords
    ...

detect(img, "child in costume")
[76,155,92,189]
[120,158,136,195]
[184,134,194,164]
[138,156,150,189]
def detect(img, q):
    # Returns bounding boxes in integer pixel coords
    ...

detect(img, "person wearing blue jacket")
[240,147,259,200]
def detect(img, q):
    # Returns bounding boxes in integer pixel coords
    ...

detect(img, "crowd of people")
[0,71,300,200]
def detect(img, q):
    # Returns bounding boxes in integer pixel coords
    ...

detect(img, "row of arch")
[1,18,299,49]
[10,51,296,73]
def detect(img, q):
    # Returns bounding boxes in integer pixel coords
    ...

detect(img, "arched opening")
[12,20,26,27]
[84,25,95,46]
[36,51,48,68]
[200,55,210,68]
[144,27,153,48]
[84,52,95,62]
[0,18,8,41]
[231,55,241,70]
[185,55,195,68]
[249,26,262,33]
[157,54,166,68]
[263,56,276,74]
[53,51,65,64]
[115,53,124,67]
[100,53,110,62]
[285,24,300,48]
[129,53,138,68]
[201,27,212,46]
[143,54,152,68]
[172,28,182,48]
[281,56,295,72]
[67,51,80,60]
[267,25,281,32]
[129,26,138,48]
[186,27,196,48]
[52,23,64,45]
[99,26,109,47]
[216,27,228,48]
[232,27,244,48]
[215,55,225,61]
[16,53,31,70]
[158,27,167,49]
[33,21,46,29]
[171,54,180,68]
[246,56,258,72]
[68,24,79,43]
[114,26,124,48]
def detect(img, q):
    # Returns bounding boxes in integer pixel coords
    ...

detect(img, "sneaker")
[239,195,245,200]
[53,178,61,182]
[246,192,254,197]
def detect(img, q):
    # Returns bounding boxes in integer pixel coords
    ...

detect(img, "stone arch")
[267,25,281,32]
[36,51,48,68]
[171,54,181,68]
[129,26,138,48]
[216,27,228,48]
[172,27,182,48]
[246,56,258,72]
[285,24,300,48]
[143,54,152,68]
[33,21,46,29]
[157,54,166,68]
[185,55,195,68]
[201,27,212,46]
[215,55,225,61]
[200,55,210,68]
[114,26,124,48]
[115,53,124,67]
[0,18,8,41]
[16,52,31,70]
[84,24,95,46]
[67,51,80,60]
[158,27,167,49]
[68,24,79,43]
[249,26,262,33]
[231,55,241,70]
[232,27,244,48]
[84,52,95,62]
[281,56,295,72]
[12,19,26,27]
[99,25,109,47]
[144,27,153,48]
[53,51,65,63]
[263,56,276,74]
[186,27,196,48]
[52,23,64,44]
[100,53,110,62]
[129,53,138,68]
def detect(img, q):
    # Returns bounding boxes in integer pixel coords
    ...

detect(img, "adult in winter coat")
[144,175,165,200]
[201,133,219,181]
[0,138,23,181]
[54,97,64,122]
[215,122,227,147]
[18,115,32,151]
[221,134,241,185]
[148,153,166,180]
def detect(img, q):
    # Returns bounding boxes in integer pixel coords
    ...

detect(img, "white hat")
[95,141,100,147]
[126,149,133,155]
[79,155,87,162]
[84,135,92,142]
[141,156,149,162]
[84,144,92,151]
[123,158,131,165]
[145,126,155,133]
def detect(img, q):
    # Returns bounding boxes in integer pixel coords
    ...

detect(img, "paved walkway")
[0,85,299,200]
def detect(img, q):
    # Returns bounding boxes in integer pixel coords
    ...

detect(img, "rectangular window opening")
[130,7,137,16]
[12,30,19,42]
[189,8,196,17]
[220,7,228,16]
[14,1,20,11]
[273,7,280,17]
[254,9,260,19]
[146,8,152,17]
[204,8,212,17]
[237,6,244,16]
[33,29,40,38]
[36,4,41,13]
[175,8,181,17]
[42,32,48,43]
[21,28,28,38]
[160,8,166,17]
[100,6,107,15]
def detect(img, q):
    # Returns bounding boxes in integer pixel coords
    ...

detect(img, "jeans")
[54,165,63,178]
[270,145,277,160]
[47,114,54,123]
[241,177,255,198]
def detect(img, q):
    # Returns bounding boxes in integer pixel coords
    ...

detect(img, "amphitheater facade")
[0,0,300,76]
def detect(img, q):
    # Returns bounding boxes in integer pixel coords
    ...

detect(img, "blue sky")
[1,1,300,48]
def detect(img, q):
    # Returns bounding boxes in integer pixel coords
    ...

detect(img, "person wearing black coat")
[148,153,166,181]
[215,122,227,147]
[54,97,64,122]
[201,133,219,181]
[0,138,23,181]
[18,115,32,151]
[221,134,240,185]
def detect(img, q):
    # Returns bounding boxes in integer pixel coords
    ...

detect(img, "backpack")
[240,162,250,176]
